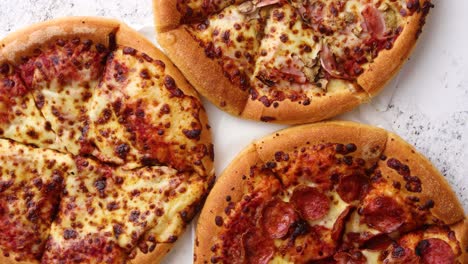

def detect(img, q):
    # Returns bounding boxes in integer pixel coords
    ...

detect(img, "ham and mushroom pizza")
[153,0,434,124]
[0,17,214,264]
[195,121,467,263]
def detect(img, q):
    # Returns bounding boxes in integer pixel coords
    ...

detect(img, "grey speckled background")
[0,0,466,262]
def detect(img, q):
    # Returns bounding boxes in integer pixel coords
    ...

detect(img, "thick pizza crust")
[452,219,468,264]
[153,0,182,32]
[157,28,250,116]
[357,6,428,95]
[379,132,465,225]
[195,144,262,264]
[254,121,387,163]
[0,255,38,264]
[195,121,466,263]
[130,243,173,264]
[0,17,213,264]
[153,1,430,124]
[0,17,120,63]
[242,91,368,124]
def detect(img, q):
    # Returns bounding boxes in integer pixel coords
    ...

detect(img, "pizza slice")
[3,19,120,156]
[317,221,468,263]
[154,0,256,30]
[0,139,74,262]
[381,223,467,264]
[42,156,208,263]
[85,44,213,175]
[159,2,271,115]
[343,132,465,248]
[0,60,63,151]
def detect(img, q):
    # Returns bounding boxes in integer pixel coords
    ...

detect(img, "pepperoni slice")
[337,173,368,203]
[362,5,387,39]
[244,231,275,264]
[361,195,405,233]
[416,238,455,264]
[262,199,298,239]
[334,250,367,264]
[291,186,330,221]
[331,206,352,241]
[362,234,393,250]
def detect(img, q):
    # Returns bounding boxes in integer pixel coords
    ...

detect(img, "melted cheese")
[0,67,63,151]
[20,40,107,155]
[0,139,74,260]
[47,157,207,255]
[87,47,210,175]
[310,191,349,229]
[362,250,382,263]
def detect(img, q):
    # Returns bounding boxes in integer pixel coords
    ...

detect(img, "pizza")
[0,17,214,264]
[195,121,467,263]
[153,0,434,124]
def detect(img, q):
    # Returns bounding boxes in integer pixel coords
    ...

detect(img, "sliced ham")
[255,0,280,8]
[362,5,387,39]
[278,65,308,84]
[320,43,343,79]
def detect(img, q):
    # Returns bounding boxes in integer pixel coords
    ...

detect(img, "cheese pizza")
[195,121,467,263]
[0,17,214,264]
[154,0,434,124]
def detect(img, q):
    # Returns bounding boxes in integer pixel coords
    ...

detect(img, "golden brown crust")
[357,7,427,95]
[195,144,262,264]
[153,0,182,32]
[0,254,38,264]
[0,17,120,63]
[129,243,174,264]
[157,27,250,116]
[254,121,388,163]
[242,90,368,125]
[451,219,468,264]
[379,132,465,225]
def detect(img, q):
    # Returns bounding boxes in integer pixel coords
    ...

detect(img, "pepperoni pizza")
[154,0,434,124]
[0,17,214,264]
[195,121,467,263]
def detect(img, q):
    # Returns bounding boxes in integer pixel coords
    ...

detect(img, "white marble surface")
[0,0,466,263]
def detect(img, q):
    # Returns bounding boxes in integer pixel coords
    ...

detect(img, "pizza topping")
[336,173,368,203]
[415,238,456,264]
[331,206,352,241]
[320,43,342,79]
[244,231,275,264]
[333,250,367,264]
[291,186,330,221]
[261,199,298,238]
[362,5,387,39]
[360,195,404,233]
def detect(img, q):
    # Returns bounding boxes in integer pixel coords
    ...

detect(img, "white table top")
[1,0,466,263]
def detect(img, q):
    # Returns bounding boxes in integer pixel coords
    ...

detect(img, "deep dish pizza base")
[0,17,213,264]
[153,0,432,124]
[195,121,467,263]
